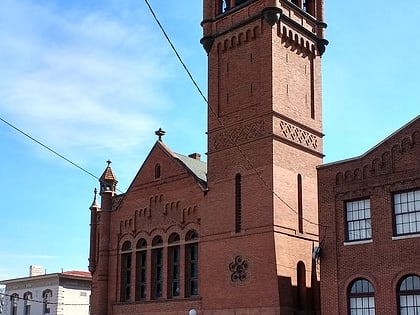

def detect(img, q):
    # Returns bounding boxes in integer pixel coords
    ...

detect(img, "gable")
[125,141,207,193]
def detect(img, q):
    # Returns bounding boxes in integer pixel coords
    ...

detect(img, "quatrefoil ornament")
[229,255,249,282]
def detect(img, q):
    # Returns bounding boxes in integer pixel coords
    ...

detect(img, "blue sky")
[0,0,419,280]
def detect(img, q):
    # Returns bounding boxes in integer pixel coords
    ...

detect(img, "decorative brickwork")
[278,119,319,151]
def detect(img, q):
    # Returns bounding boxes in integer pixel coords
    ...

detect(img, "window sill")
[344,239,373,246]
[392,234,420,241]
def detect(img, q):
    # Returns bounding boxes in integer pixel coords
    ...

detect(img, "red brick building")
[318,116,420,314]
[88,0,327,314]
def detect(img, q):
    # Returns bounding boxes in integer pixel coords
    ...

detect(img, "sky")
[0,0,419,280]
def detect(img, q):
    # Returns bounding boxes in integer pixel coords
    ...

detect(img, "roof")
[174,152,207,183]
[0,270,91,285]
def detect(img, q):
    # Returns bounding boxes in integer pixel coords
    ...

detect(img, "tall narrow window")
[394,190,420,236]
[155,163,161,179]
[168,233,181,298]
[399,275,420,314]
[346,199,372,241]
[23,292,32,315]
[348,279,375,315]
[152,236,163,299]
[235,173,242,233]
[297,174,303,233]
[120,241,132,302]
[185,230,199,297]
[10,294,18,315]
[310,57,315,119]
[42,290,52,314]
[136,239,147,301]
[297,261,306,310]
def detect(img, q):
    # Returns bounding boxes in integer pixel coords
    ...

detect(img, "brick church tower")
[200,0,327,313]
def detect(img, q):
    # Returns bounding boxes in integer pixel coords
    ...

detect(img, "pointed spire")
[99,160,118,195]
[90,188,99,210]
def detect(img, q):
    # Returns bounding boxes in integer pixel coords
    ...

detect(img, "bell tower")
[201,0,326,314]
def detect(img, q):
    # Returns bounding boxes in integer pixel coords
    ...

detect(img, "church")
[89,0,327,314]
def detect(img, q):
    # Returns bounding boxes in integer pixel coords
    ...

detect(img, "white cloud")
[0,0,177,160]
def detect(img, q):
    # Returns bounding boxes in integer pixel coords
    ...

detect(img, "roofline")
[0,272,91,285]
[318,115,420,169]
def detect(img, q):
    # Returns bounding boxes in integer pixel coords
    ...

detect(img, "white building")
[0,268,91,315]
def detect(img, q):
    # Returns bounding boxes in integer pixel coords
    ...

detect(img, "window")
[10,294,18,315]
[394,190,420,236]
[152,236,163,299]
[346,199,372,241]
[348,279,375,315]
[136,239,147,301]
[23,292,32,315]
[42,290,52,314]
[120,241,132,302]
[186,230,199,297]
[168,233,181,298]
[297,262,306,310]
[297,174,303,233]
[155,163,161,179]
[235,173,242,233]
[399,275,420,314]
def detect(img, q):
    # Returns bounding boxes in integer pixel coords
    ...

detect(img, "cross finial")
[106,159,112,167]
[155,128,166,141]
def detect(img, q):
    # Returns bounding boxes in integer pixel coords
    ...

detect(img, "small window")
[10,294,18,315]
[399,275,420,315]
[394,190,420,236]
[348,279,375,314]
[185,230,199,297]
[23,292,32,315]
[42,290,52,314]
[155,163,161,179]
[345,199,372,241]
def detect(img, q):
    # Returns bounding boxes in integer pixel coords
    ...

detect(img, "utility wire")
[0,116,125,194]
[144,0,326,230]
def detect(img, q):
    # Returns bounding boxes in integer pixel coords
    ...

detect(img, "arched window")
[348,279,375,315]
[297,261,306,310]
[297,174,303,233]
[154,163,161,179]
[10,293,18,315]
[168,233,181,298]
[235,173,242,233]
[151,236,163,299]
[23,292,32,315]
[399,275,420,314]
[136,239,147,301]
[42,290,52,314]
[120,241,132,302]
[185,230,199,297]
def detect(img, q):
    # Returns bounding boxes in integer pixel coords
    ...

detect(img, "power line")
[143,0,326,230]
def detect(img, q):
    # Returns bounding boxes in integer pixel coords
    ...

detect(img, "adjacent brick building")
[88,0,328,314]
[318,116,420,314]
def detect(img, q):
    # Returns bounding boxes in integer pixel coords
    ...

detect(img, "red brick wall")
[318,117,420,314]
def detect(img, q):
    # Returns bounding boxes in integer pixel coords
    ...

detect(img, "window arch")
[151,235,164,299]
[136,239,147,301]
[154,163,161,179]
[348,279,375,315]
[42,290,52,314]
[185,230,199,297]
[168,233,181,298]
[297,261,306,310]
[399,275,420,314]
[10,293,18,315]
[23,292,32,315]
[120,241,132,302]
